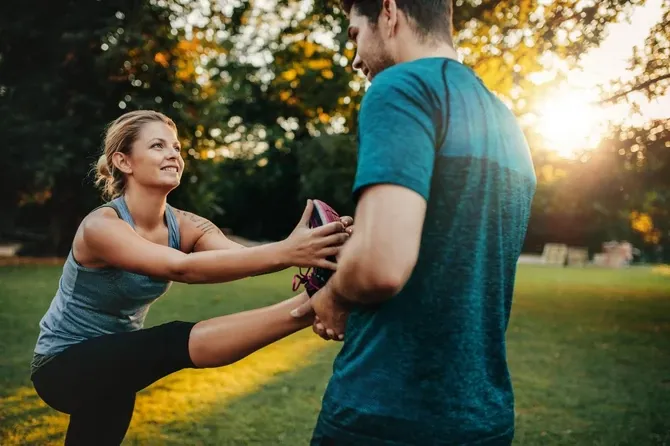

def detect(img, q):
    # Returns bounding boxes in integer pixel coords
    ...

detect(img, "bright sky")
[532,0,669,156]
[577,0,668,119]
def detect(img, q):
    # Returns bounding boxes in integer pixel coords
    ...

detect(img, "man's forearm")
[328,237,398,305]
[328,257,361,304]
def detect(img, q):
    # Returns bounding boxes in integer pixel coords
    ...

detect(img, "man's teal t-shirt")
[312,58,536,445]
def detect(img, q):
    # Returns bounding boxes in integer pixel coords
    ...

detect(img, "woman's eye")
[152,143,162,149]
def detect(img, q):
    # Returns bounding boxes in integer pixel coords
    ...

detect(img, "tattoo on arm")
[196,219,221,235]
[177,210,223,236]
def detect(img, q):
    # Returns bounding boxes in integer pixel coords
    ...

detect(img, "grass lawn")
[1,264,669,445]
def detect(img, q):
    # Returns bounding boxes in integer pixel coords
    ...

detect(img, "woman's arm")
[188,292,314,368]
[80,205,348,284]
[172,209,247,253]
[174,207,352,255]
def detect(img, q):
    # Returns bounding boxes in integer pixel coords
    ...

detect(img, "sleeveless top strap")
[112,196,136,228]
[100,196,180,250]
[165,205,181,250]
[87,198,123,219]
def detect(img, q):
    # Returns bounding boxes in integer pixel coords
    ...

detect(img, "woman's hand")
[282,200,351,270]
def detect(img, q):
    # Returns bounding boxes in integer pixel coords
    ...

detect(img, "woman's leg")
[32,292,313,442]
[32,320,196,406]
[188,291,313,367]
[64,393,136,446]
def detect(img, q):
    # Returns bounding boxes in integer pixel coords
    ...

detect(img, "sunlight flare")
[533,89,608,158]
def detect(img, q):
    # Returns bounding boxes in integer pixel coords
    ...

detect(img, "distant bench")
[0,243,22,257]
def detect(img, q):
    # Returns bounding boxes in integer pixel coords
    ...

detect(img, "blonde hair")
[94,110,177,200]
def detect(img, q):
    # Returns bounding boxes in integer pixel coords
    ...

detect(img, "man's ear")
[382,0,399,38]
[112,152,132,175]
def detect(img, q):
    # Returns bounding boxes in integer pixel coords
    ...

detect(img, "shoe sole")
[310,200,340,266]
[310,199,339,228]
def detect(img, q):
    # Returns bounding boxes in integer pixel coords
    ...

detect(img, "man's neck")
[397,41,459,65]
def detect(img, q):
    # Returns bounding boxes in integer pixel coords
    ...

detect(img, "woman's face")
[115,121,185,193]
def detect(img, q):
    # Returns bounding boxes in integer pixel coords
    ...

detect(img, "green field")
[1,264,669,445]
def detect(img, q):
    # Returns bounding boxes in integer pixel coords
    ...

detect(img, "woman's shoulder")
[71,204,126,268]
[77,203,130,246]
[85,204,123,225]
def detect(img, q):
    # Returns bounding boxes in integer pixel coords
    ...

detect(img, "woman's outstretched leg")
[187,292,313,367]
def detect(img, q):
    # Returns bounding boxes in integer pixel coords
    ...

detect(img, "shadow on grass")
[133,343,340,446]
[0,331,339,446]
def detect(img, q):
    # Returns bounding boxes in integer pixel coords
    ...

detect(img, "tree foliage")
[1,0,668,261]
[0,0,211,253]
[604,0,670,105]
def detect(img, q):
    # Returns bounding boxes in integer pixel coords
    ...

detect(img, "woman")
[30,110,352,445]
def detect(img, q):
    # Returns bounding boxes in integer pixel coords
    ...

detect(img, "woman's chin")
[149,178,181,192]
[165,179,181,190]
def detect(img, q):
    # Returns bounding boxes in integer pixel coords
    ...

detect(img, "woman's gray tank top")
[32,196,181,370]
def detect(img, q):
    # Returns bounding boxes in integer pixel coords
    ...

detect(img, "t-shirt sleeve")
[352,69,438,202]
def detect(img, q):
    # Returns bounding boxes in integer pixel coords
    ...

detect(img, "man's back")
[313,58,536,445]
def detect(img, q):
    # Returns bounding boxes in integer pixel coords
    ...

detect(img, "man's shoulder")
[364,58,479,108]
[361,61,445,115]
[368,59,441,92]
[374,58,474,85]
[373,60,427,82]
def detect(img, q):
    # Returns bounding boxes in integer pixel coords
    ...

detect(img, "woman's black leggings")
[31,321,197,445]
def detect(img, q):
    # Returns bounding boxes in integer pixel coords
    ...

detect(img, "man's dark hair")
[341,0,453,43]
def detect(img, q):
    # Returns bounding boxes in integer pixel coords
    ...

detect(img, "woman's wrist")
[267,240,293,270]
[279,292,313,327]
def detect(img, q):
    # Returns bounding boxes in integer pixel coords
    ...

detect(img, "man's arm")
[291,66,438,335]
[327,67,438,304]
[327,184,426,305]
[296,185,426,338]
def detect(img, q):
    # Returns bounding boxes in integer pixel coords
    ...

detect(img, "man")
[292,0,536,444]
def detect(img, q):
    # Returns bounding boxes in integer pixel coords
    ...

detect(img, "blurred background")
[1,0,669,263]
[1,2,670,445]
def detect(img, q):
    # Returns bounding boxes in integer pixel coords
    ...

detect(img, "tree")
[0,0,213,254]
[193,0,650,240]
[603,0,670,106]
[3,0,667,256]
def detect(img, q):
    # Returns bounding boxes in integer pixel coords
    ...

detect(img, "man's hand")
[340,216,354,232]
[311,316,336,341]
[290,283,350,341]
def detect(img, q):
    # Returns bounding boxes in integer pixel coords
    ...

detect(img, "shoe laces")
[292,267,312,291]
[292,267,323,292]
